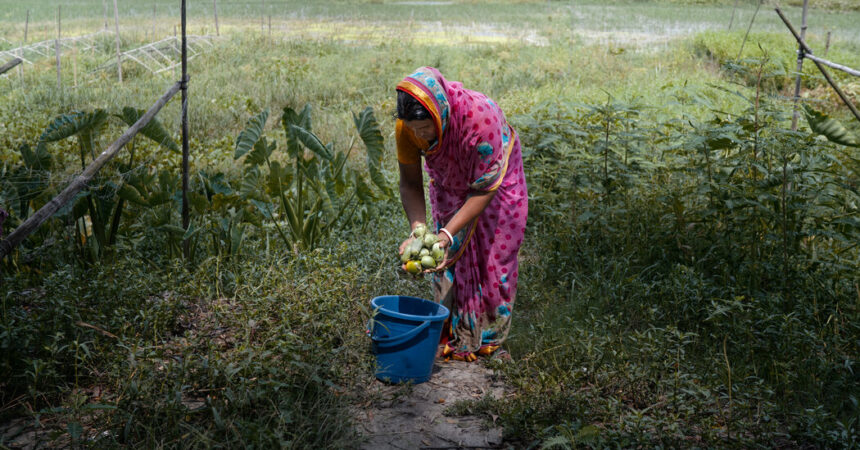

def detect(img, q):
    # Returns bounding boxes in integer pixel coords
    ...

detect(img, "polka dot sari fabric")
[397,67,528,360]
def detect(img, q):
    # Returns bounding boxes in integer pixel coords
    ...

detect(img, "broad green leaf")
[282,105,312,158]
[266,161,292,196]
[18,143,52,170]
[240,166,262,200]
[189,192,209,213]
[39,110,108,143]
[246,137,276,166]
[804,104,858,148]
[291,125,333,160]
[117,183,148,206]
[117,107,180,152]
[250,199,275,219]
[353,107,391,197]
[234,109,269,160]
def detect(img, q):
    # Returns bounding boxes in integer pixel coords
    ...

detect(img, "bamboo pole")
[0,58,22,75]
[17,10,28,79]
[737,0,763,60]
[181,0,190,258]
[728,0,739,30]
[102,0,108,30]
[0,82,183,260]
[801,52,860,78]
[56,6,61,92]
[776,7,860,124]
[791,0,809,131]
[214,0,220,37]
[112,0,122,82]
[24,10,29,45]
[824,31,831,56]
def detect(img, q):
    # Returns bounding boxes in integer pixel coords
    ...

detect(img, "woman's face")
[404,119,436,143]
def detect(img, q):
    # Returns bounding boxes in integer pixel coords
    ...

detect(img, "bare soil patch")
[354,359,509,450]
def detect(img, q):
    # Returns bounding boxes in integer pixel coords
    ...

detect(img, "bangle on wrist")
[439,227,454,245]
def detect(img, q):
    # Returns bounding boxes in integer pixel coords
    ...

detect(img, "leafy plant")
[232,104,389,251]
[35,108,178,263]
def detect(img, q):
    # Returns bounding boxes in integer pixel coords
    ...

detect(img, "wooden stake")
[102,0,109,30]
[791,0,810,131]
[56,6,62,92]
[728,0,739,30]
[214,0,220,37]
[18,10,28,79]
[181,0,191,258]
[824,31,831,56]
[112,0,123,82]
[0,81,183,259]
[0,58,22,75]
[776,7,860,124]
[737,0,762,61]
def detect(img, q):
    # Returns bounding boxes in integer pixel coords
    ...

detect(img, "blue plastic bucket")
[368,295,449,384]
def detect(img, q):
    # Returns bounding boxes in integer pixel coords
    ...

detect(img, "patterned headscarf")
[396,67,450,154]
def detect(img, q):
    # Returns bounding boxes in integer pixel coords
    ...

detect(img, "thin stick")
[73,47,78,87]
[728,0,739,30]
[791,0,809,131]
[261,0,266,32]
[214,0,220,37]
[181,0,191,258]
[802,52,860,78]
[824,31,831,56]
[269,15,272,39]
[776,7,860,124]
[153,5,157,40]
[0,58,22,75]
[18,10,28,79]
[102,0,108,30]
[0,82,183,259]
[737,0,762,61]
[56,6,61,92]
[112,0,122,82]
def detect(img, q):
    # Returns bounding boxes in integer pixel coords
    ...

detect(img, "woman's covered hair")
[396,90,432,121]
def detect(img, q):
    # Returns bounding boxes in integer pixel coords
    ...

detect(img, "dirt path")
[354,359,508,450]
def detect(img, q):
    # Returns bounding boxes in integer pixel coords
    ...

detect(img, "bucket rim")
[370,295,449,322]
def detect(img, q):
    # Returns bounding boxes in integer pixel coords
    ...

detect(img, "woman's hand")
[424,232,451,273]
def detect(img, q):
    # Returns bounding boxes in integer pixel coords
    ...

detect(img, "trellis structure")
[96,35,216,75]
[0,30,108,66]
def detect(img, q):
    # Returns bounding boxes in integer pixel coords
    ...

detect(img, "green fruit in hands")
[419,248,430,257]
[412,224,426,239]
[431,242,444,261]
[401,250,413,264]
[421,255,437,269]
[423,233,439,247]
[405,260,422,274]
[410,238,424,255]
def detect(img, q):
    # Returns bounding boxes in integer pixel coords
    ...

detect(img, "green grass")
[1,0,859,448]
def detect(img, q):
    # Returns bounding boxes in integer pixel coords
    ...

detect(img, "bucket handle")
[368,320,431,345]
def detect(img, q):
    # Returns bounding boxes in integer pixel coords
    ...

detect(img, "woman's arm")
[399,161,426,230]
[440,189,497,246]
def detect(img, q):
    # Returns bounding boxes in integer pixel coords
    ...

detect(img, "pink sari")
[396,67,528,360]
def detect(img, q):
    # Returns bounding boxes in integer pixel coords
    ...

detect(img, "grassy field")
[1,0,859,448]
